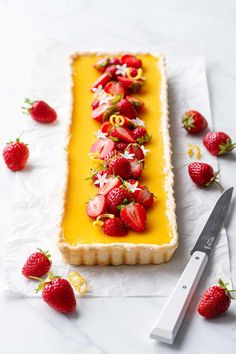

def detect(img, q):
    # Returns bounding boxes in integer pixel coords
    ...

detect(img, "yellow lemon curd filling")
[61,54,172,245]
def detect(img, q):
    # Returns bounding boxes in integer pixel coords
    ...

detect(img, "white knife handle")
[150,251,208,344]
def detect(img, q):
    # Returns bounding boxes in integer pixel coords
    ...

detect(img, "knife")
[150,187,233,344]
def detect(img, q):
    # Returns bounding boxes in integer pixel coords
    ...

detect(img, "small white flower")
[94,172,109,188]
[121,150,135,160]
[92,85,104,96]
[133,117,145,127]
[115,64,127,77]
[125,181,141,193]
[93,129,108,139]
[141,145,150,156]
[98,91,112,106]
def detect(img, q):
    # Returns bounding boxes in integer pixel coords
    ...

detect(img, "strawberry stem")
[214,180,224,193]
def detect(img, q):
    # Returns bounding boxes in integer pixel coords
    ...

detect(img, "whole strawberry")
[203,132,236,156]
[22,98,57,123]
[3,139,29,171]
[108,155,132,180]
[182,110,207,134]
[188,162,219,188]
[22,249,51,278]
[102,216,128,236]
[107,187,133,215]
[198,279,234,319]
[37,274,76,313]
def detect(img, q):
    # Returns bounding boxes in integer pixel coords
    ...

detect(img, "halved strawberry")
[93,57,110,73]
[92,103,117,122]
[117,76,134,90]
[99,176,122,196]
[126,96,144,113]
[121,54,142,68]
[133,186,154,209]
[110,126,136,143]
[125,144,144,162]
[109,57,121,66]
[101,121,112,133]
[86,194,107,219]
[105,65,118,79]
[130,158,143,179]
[90,72,111,91]
[90,138,115,159]
[120,202,146,232]
[91,100,100,110]
[104,81,125,97]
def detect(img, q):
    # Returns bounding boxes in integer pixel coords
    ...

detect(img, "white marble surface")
[0,0,236,353]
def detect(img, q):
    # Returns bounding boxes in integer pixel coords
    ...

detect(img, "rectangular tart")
[58,52,178,265]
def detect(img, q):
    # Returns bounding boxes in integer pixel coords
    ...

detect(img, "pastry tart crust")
[58,52,178,266]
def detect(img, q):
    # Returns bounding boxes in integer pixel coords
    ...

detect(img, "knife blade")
[190,187,233,255]
[150,187,233,344]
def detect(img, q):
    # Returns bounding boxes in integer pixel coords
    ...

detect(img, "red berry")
[91,100,100,110]
[101,121,112,133]
[109,57,121,66]
[121,54,142,68]
[105,65,118,78]
[198,279,232,319]
[86,194,107,219]
[117,98,137,119]
[188,162,217,187]
[203,132,236,156]
[108,156,132,180]
[126,96,144,113]
[117,76,143,93]
[133,186,154,209]
[22,98,57,124]
[107,187,133,215]
[41,277,76,313]
[182,110,208,134]
[22,249,51,278]
[93,57,110,73]
[125,143,145,161]
[129,158,143,179]
[110,126,136,144]
[104,81,125,97]
[90,72,111,91]
[90,138,115,159]
[99,176,122,196]
[115,142,129,152]
[132,127,151,144]
[3,139,29,171]
[120,202,146,232]
[102,217,128,236]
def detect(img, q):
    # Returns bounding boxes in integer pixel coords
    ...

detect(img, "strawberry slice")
[120,202,146,232]
[125,143,144,161]
[110,126,136,143]
[117,76,134,90]
[93,57,110,73]
[104,81,125,97]
[86,194,107,218]
[90,138,115,159]
[101,121,112,133]
[133,186,154,209]
[90,72,111,91]
[130,158,143,179]
[121,54,142,68]
[99,176,122,196]
[91,100,100,110]
[92,103,116,122]
[126,96,144,113]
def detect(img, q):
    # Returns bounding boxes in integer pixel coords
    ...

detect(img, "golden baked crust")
[58,52,178,265]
